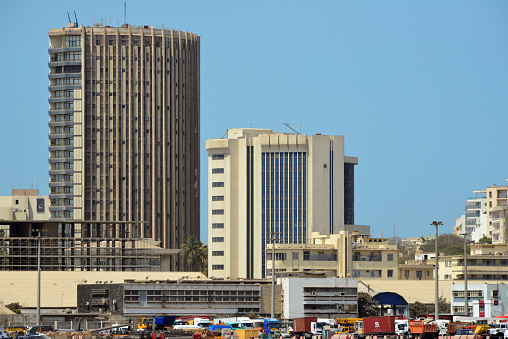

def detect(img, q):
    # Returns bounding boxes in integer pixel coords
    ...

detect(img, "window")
[65,35,81,47]
[387,253,394,261]
[303,251,310,261]
[416,270,423,279]
[387,270,393,277]
[404,270,409,278]
[212,182,224,187]
[212,223,224,229]
[64,52,81,61]
[212,209,224,215]
[274,253,287,261]
[212,196,224,201]
[293,252,299,260]
[212,237,224,242]
[212,168,224,174]
[212,251,224,256]
[212,265,224,270]
[493,290,499,298]
[212,154,224,160]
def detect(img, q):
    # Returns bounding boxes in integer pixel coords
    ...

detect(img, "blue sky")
[0,1,507,242]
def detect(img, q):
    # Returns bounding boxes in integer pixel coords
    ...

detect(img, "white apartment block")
[206,128,358,279]
[451,283,508,317]
[485,185,508,244]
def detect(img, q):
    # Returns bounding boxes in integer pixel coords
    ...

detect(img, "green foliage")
[409,297,449,319]
[181,235,208,274]
[442,244,470,255]
[358,292,379,317]
[478,235,492,244]
[420,233,464,253]
[5,302,22,314]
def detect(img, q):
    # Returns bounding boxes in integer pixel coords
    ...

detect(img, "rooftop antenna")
[221,129,228,139]
[282,123,299,134]
[124,1,127,25]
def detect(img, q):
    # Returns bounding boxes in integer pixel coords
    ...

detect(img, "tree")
[409,296,449,319]
[358,292,379,317]
[181,235,208,273]
[420,233,464,253]
[5,302,22,314]
[478,235,492,244]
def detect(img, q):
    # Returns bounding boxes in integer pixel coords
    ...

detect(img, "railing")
[353,255,382,262]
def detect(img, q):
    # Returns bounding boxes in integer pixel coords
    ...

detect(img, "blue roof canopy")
[373,292,408,306]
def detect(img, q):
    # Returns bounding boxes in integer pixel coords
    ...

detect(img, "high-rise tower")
[206,128,358,279]
[48,23,200,270]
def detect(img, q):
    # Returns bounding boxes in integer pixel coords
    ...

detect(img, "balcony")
[48,121,73,128]
[48,145,74,151]
[49,97,74,103]
[49,47,81,53]
[48,193,74,199]
[48,60,81,67]
[49,181,73,188]
[49,133,74,139]
[49,169,74,175]
[48,85,81,91]
[48,73,82,79]
[49,205,74,211]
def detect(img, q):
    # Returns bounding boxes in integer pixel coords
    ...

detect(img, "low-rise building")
[450,283,508,316]
[77,278,281,320]
[440,244,508,281]
[279,277,357,319]
[266,231,397,280]
[398,260,434,280]
[0,189,50,222]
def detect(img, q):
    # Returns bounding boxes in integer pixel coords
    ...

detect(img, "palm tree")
[181,235,208,274]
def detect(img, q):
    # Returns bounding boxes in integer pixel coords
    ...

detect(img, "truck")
[137,316,174,331]
[263,318,281,334]
[488,323,508,337]
[293,317,316,334]
[363,316,401,335]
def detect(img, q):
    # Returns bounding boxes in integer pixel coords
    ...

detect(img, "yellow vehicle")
[334,318,362,334]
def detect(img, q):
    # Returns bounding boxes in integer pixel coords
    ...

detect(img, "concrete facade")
[440,244,508,281]
[0,189,50,222]
[206,128,358,279]
[48,24,200,270]
[450,283,508,316]
[279,277,358,319]
[76,279,281,318]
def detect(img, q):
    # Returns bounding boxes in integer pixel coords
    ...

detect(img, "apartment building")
[440,244,508,281]
[450,283,508,317]
[485,185,508,244]
[206,128,358,279]
[47,23,200,270]
[351,236,399,279]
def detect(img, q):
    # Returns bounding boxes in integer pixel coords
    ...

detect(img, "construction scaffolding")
[0,237,169,271]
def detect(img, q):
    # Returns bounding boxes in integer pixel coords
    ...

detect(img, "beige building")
[398,260,434,281]
[206,128,358,279]
[48,23,200,270]
[485,185,508,244]
[0,189,50,222]
[351,236,398,279]
[439,243,508,280]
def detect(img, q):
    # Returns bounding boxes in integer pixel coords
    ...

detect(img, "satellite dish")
[93,23,102,27]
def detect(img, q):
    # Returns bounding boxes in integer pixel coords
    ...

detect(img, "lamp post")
[462,230,469,317]
[268,232,280,319]
[430,221,442,320]
[35,229,42,327]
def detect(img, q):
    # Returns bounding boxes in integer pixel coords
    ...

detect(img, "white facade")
[279,277,358,319]
[206,128,358,279]
[450,283,508,317]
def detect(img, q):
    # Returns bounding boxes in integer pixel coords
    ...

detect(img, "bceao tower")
[207,128,358,279]
[48,21,200,270]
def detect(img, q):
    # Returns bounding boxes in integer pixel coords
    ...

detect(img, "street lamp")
[34,228,42,327]
[430,221,442,321]
[461,229,469,317]
[267,232,280,319]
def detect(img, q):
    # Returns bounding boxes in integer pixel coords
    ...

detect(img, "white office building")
[206,128,358,279]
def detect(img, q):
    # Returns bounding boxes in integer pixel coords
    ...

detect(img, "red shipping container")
[363,316,396,335]
[292,317,317,333]
[193,334,202,339]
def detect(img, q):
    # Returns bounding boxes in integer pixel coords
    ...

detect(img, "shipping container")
[363,316,397,335]
[293,317,317,333]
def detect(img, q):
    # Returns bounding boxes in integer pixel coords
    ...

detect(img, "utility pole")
[430,221,442,320]
[35,229,42,327]
[268,232,280,319]
[463,229,469,316]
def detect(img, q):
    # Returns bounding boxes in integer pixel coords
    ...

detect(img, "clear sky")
[0,1,507,242]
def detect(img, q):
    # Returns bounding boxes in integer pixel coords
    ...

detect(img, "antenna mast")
[124,1,127,25]
[282,123,299,134]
